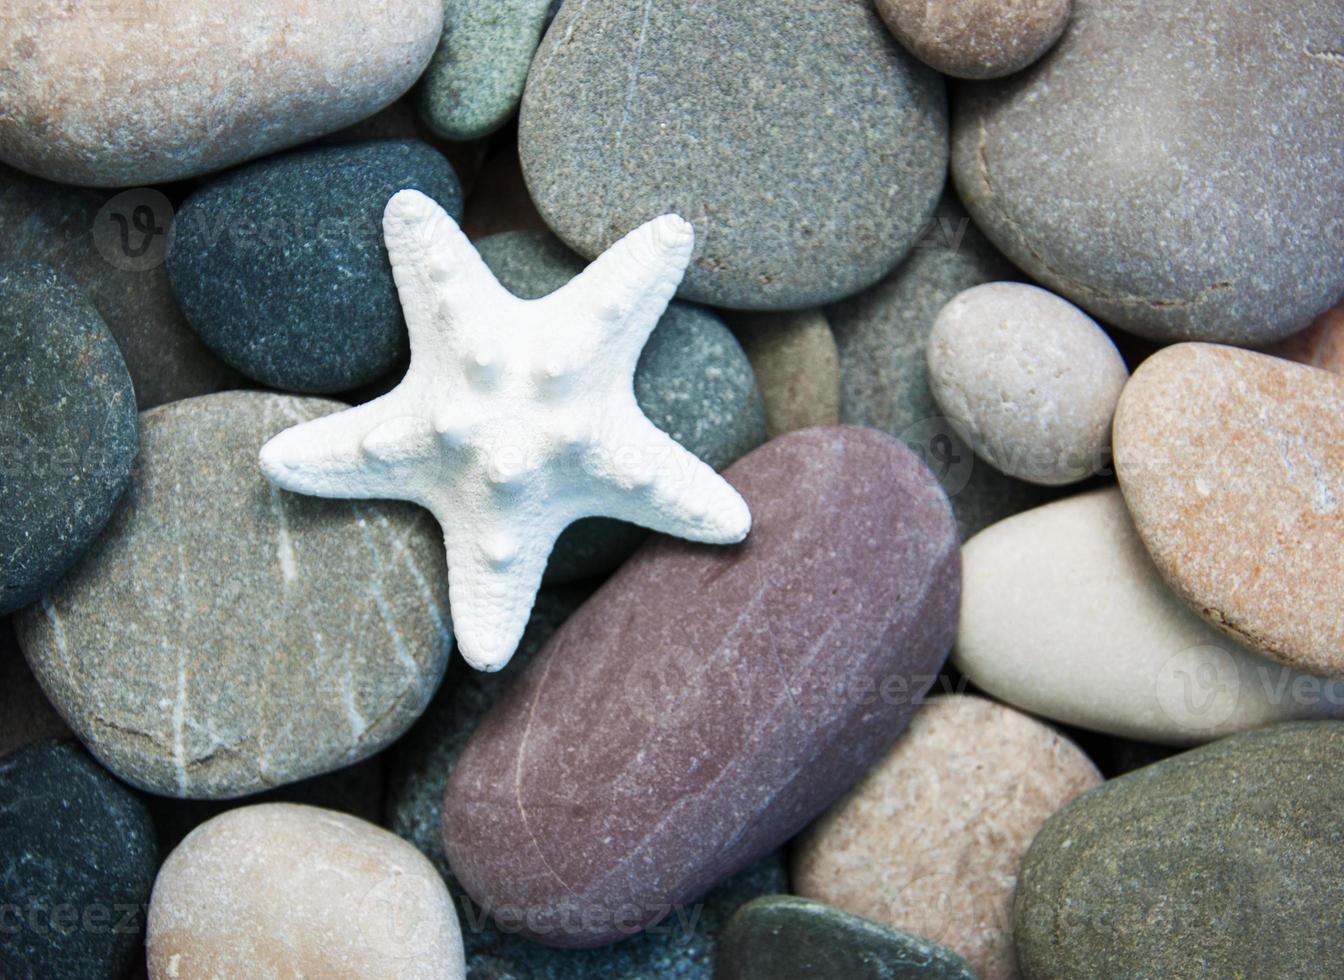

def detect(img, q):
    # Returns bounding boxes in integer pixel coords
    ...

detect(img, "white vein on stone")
[259,189,751,670]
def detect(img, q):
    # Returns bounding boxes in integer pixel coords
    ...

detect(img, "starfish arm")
[383,189,513,353]
[258,400,434,502]
[547,214,694,373]
[439,509,566,672]
[582,418,752,544]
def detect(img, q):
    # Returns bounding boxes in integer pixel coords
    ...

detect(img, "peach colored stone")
[1114,343,1344,678]
[1264,299,1344,374]
[793,695,1100,980]
[147,803,465,979]
[0,1,442,187]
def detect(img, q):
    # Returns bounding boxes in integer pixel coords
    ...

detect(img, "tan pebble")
[147,803,465,979]
[728,310,841,438]
[793,694,1100,980]
[1114,343,1344,677]
[1263,298,1344,374]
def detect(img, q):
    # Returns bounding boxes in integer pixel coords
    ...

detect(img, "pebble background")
[0,1,1341,977]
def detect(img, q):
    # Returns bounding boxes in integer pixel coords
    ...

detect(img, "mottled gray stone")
[474,231,766,582]
[443,427,960,947]
[717,896,977,980]
[15,391,452,799]
[828,193,1052,539]
[519,0,947,310]
[168,140,463,393]
[418,0,554,140]
[876,0,1070,79]
[0,162,242,409]
[1016,722,1344,979]
[1,264,138,614]
[952,0,1344,344]
[0,739,158,980]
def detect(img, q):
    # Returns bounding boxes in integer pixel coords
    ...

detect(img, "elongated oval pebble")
[1114,343,1344,678]
[441,426,960,947]
[954,487,1344,743]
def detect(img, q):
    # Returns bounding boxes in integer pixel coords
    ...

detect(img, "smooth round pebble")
[955,488,1344,744]
[876,0,1071,79]
[1,263,138,615]
[1015,722,1344,978]
[717,896,977,980]
[474,230,765,582]
[0,163,243,409]
[443,427,960,948]
[828,193,1052,538]
[952,0,1344,343]
[168,139,463,393]
[147,803,465,979]
[16,391,452,799]
[520,0,946,309]
[0,1,443,186]
[1113,344,1344,678]
[418,0,554,140]
[794,695,1099,979]
[0,740,157,980]
[728,310,842,439]
[927,282,1128,485]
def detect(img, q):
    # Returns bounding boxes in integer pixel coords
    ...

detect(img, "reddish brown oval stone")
[441,426,960,947]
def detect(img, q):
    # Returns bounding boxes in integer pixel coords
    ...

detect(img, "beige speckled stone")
[729,310,841,438]
[1115,343,1344,678]
[928,282,1128,485]
[954,488,1344,744]
[0,1,442,187]
[147,803,465,980]
[793,694,1100,980]
[1265,299,1344,374]
[876,0,1071,79]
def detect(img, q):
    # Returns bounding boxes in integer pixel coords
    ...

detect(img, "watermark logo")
[897,416,975,498]
[1154,644,1241,734]
[93,188,172,272]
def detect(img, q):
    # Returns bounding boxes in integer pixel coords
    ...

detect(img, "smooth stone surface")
[1114,344,1344,678]
[168,139,463,393]
[1015,722,1344,978]
[729,311,842,439]
[928,282,1127,485]
[955,488,1344,744]
[1265,298,1344,374]
[1,263,138,615]
[0,163,243,409]
[829,193,1051,539]
[795,695,1099,979]
[717,896,977,980]
[419,0,554,140]
[0,740,157,980]
[0,620,70,757]
[877,0,1070,79]
[390,586,788,977]
[520,0,947,309]
[443,426,960,947]
[0,1,442,186]
[16,391,452,799]
[952,0,1344,344]
[474,230,766,583]
[147,803,465,979]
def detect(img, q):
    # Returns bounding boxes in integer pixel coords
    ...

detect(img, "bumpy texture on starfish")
[259,190,752,671]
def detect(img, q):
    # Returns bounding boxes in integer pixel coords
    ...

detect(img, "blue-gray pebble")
[0,263,138,614]
[0,739,158,980]
[475,230,766,583]
[167,139,463,393]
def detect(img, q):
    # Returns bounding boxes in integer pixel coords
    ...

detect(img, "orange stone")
[1264,299,1344,374]
[1114,343,1344,677]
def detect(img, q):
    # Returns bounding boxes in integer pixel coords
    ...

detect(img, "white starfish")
[258,190,752,671]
